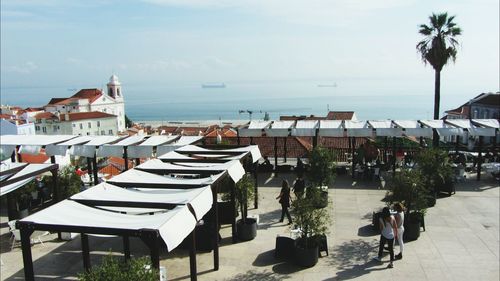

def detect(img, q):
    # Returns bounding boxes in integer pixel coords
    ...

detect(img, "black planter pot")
[403,220,421,242]
[294,243,319,267]
[236,218,257,241]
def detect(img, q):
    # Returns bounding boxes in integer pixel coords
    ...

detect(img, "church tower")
[107,74,123,100]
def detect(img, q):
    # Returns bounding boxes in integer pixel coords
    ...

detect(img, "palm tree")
[417,12,461,146]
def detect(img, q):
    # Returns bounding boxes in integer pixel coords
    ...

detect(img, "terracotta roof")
[53,97,80,105]
[15,110,26,116]
[34,112,58,120]
[326,111,354,120]
[46,98,67,105]
[280,115,324,121]
[99,164,122,180]
[0,114,12,119]
[71,88,103,104]
[60,111,116,121]
[20,150,49,164]
[24,107,44,112]
[445,105,469,117]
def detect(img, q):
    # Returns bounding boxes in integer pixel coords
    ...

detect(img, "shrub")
[78,255,158,281]
[291,189,329,248]
[306,146,336,188]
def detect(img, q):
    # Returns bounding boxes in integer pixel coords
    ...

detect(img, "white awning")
[140,136,179,146]
[265,121,294,137]
[108,169,225,187]
[137,159,245,182]
[85,136,123,146]
[20,200,196,251]
[176,145,260,163]
[45,144,69,156]
[446,119,496,137]
[221,145,262,163]
[393,120,433,137]
[174,136,204,146]
[292,120,319,137]
[0,135,76,146]
[1,163,55,196]
[158,151,194,161]
[127,146,153,158]
[318,120,344,137]
[420,120,464,137]
[96,145,124,157]
[344,120,372,137]
[1,177,33,196]
[368,120,402,137]
[472,119,500,129]
[71,183,213,220]
[70,145,96,157]
[114,136,146,146]
[238,121,271,137]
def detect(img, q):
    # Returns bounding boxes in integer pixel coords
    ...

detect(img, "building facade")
[34,112,118,136]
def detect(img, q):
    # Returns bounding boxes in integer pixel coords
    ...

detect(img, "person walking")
[374,207,398,268]
[276,179,292,224]
[394,203,405,260]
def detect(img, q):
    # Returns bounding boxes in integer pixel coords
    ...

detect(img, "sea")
[0,78,472,123]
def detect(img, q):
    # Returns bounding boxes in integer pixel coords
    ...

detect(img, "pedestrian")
[393,203,405,260]
[276,179,292,224]
[293,175,305,198]
[374,207,398,268]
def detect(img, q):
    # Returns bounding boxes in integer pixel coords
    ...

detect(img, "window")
[86,132,90,135]
[73,124,76,128]
[103,109,107,112]
[109,87,113,94]
[473,109,479,119]
[101,130,105,135]
[97,121,101,127]
[483,109,489,118]
[88,122,91,128]
[108,129,113,135]
[53,126,57,132]
[79,123,83,129]
[42,127,47,133]
[35,126,40,131]
[117,88,121,96]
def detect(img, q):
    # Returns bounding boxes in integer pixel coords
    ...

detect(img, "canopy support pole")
[477,136,483,181]
[140,230,160,270]
[250,137,254,145]
[237,129,240,146]
[384,137,388,164]
[254,162,259,209]
[19,224,35,281]
[124,147,129,171]
[274,137,278,176]
[231,181,237,243]
[350,137,355,179]
[284,137,287,163]
[10,149,15,162]
[189,231,197,281]
[212,189,219,271]
[123,235,131,261]
[86,157,93,183]
[392,137,397,175]
[51,169,61,239]
[92,154,99,186]
[81,233,91,272]
[7,193,17,221]
[455,136,460,155]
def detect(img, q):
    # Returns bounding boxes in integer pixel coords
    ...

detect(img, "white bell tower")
[107,74,123,100]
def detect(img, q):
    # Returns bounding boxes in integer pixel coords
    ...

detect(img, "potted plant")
[385,169,429,241]
[17,192,31,218]
[78,254,159,281]
[218,177,239,225]
[291,190,329,267]
[306,146,336,208]
[414,148,455,199]
[55,165,83,240]
[235,174,257,241]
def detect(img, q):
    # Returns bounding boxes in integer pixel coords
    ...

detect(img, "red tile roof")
[0,114,12,119]
[24,107,44,112]
[61,112,116,121]
[34,112,58,120]
[46,98,67,105]
[326,111,354,120]
[71,89,103,104]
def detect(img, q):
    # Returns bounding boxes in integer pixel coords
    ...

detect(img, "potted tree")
[235,174,257,241]
[385,169,429,241]
[218,177,239,225]
[17,192,31,219]
[306,146,336,208]
[414,148,455,200]
[291,190,329,267]
[54,165,83,240]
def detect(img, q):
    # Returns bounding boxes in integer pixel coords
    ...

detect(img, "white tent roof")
[158,151,194,160]
[318,120,343,137]
[137,159,245,182]
[472,119,499,129]
[419,120,464,137]
[71,183,213,220]
[238,121,271,137]
[140,136,179,146]
[445,119,496,137]
[20,199,196,251]
[108,169,225,187]
[176,145,260,163]
[1,163,56,196]
[0,135,76,146]
[174,136,204,146]
[368,120,403,137]
[114,136,146,146]
[393,120,433,137]
[292,120,319,136]
[344,120,372,137]
[265,121,294,137]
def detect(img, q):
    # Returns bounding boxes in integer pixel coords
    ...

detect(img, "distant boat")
[317,83,337,88]
[202,83,226,89]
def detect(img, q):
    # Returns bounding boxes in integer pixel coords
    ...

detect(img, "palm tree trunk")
[433,70,441,147]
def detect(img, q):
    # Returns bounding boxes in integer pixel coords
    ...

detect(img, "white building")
[34,111,118,136]
[0,119,35,135]
[44,75,126,132]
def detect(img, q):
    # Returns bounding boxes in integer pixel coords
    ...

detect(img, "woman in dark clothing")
[276,179,292,224]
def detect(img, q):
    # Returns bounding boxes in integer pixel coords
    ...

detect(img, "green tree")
[125,114,133,128]
[78,254,158,281]
[417,12,461,146]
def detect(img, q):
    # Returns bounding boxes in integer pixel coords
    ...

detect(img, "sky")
[1,0,499,111]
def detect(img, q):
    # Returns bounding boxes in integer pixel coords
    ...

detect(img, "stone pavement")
[1,172,498,281]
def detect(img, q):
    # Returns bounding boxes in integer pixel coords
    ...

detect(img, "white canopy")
[292,120,319,137]
[137,159,245,182]
[344,120,372,137]
[393,120,433,137]
[420,120,464,137]
[318,120,344,137]
[97,145,124,157]
[1,163,56,196]
[0,135,76,146]
[176,145,260,163]
[445,119,496,137]
[46,136,93,156]
[219,145,262,163]
[158,151,194,160]
[108,169,225,187]
[238,121,271,137]
[20,199,196,251]
[0,177,33,197]
[472,119,500,129]
[71,183,213,220]
[0,145,16,159]
[140,136,180,146]
[70,136,122,157]
[265,121,294,137]
[368,120,403,137]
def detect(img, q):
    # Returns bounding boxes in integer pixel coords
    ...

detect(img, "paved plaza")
[1,172,498,281]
